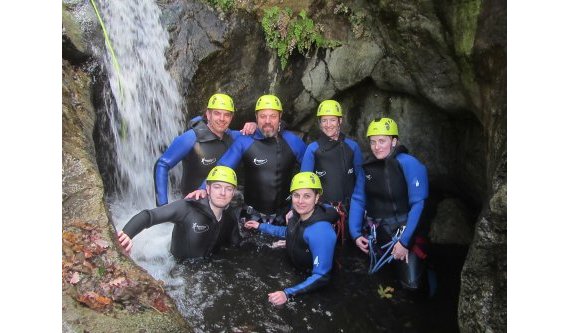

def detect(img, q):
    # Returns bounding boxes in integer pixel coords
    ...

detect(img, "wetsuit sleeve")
[229,207,242,247]
[197,136,254,190]
[300,142,318,172]
[348,169,366,240]
[190,115,203,123]
[154,130,197,206]
[122,199,190,239]
[228,129,242,140]
[282,131,307,164]
[284,222,336,297]
[258,223,287,238]
[396,154,429,248]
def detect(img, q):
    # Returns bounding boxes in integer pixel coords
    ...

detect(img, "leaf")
[109,277,127,287]
[77,291,113,310]
[93,239,109,249]
[69,272,80,284]
[377,284,395,299]
[152,296,169,313]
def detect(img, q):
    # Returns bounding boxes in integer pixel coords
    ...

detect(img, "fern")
[261,7,341,70]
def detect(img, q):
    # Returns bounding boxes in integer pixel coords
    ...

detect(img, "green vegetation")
[261,7,340,70]
[206,0,235,12]
[334,3,366,38]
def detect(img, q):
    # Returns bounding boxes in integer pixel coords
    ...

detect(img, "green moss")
[206,0,235,12]
[261,6,341,70]
[334,3,367,38]
[452,0,481,57]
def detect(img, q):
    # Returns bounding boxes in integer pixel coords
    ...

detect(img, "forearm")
[122,211,152,239]
[284,273,331,297]
[154,159,171,206]
[258,223,287,238]
[400,200,424,247]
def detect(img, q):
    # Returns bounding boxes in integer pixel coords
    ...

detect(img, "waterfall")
[97,0,184,207]
[94,0,184,281]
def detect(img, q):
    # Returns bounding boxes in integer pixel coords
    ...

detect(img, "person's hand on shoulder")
[185,189,207,200]
[240,122,257,135]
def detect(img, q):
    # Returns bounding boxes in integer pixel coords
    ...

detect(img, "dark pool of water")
[165,235,468,333]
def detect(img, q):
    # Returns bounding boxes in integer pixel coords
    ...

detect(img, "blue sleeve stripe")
[154,130,197,206]
[396,154,429,247]
[284,222,335,296]
[229,129,242,140]
[259,223,287,238]
[218,136,253,169]
[282,131,307,163]
[300,142,318,172]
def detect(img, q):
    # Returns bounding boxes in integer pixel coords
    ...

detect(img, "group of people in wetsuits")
[117,93,430,305]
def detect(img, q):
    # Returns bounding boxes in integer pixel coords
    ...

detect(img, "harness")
[364,213,429,274]
[331,201,347,246]
[365,214,407,274]
[367,224,405,274]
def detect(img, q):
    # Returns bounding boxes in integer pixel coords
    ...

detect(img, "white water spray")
[95,0,184,282]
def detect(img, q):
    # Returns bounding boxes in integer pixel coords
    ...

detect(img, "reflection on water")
[130,230,465,333]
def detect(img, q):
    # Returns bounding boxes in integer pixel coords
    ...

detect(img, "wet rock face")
[157,1,504,331]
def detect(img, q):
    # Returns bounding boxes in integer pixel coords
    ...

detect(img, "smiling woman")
[244,172,339,305]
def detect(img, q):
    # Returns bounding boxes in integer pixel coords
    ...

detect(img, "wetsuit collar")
[317,131,345,149]
[193,120,229,142]
[294,203,339,224]
[363,144,409,166]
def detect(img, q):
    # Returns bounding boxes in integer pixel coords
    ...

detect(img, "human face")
[319,116,341,140]
[291,188,320,220]
[256,109,281,137]
[206,181,235,209]
[369,135,397,160]
[206,109,233,137]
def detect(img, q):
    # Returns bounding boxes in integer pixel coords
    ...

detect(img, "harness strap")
[367,226,405,274]
[331,202,347,246]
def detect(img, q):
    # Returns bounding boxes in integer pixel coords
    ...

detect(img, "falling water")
[97,0,184,206]
[95,0,183,282]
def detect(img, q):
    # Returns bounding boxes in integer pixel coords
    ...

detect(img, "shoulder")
[396,153,425,168]
[305,222,336,240]
[232,134,254,146]
[224,204,242,219]
[306,141,319,150]
[282,131,306,151]
[344,138,362,151]
[282,130,304,142]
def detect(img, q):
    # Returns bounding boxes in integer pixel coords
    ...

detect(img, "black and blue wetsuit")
[259,204,338,298]
[203,128,306,216]
[154,119,244,206]
[300,132,365,207]
[348,145,429,289]
[122,198,241,261]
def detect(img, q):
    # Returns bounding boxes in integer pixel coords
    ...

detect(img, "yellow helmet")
[366,117,399,137]
[316,100,342,117]
[255,94,283,112]
[206,166,237,187]
[207,93,235,112]
[290,172,323,194]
